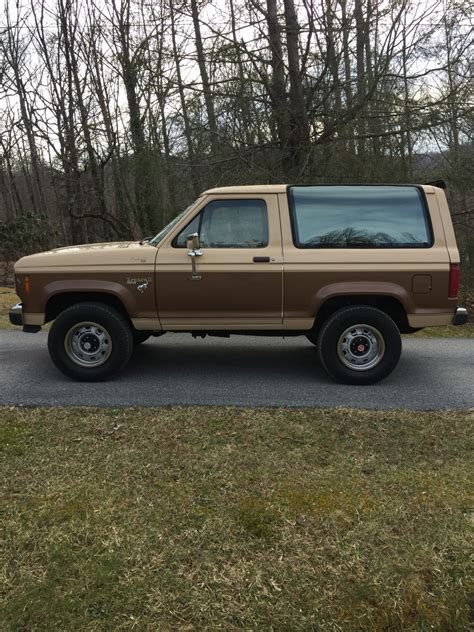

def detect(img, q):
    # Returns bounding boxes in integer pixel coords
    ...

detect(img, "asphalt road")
[0,330,472,410]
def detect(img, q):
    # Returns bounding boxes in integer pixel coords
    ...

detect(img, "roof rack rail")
[425,179,446,189]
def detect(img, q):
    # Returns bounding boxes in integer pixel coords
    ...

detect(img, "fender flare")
[311,281,414,316]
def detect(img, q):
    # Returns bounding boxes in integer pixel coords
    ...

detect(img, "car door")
[155,194,283,329]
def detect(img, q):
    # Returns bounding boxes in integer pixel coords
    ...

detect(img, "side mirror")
[187,232,200,251]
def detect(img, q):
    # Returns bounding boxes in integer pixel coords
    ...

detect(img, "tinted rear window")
[289,186,432,248]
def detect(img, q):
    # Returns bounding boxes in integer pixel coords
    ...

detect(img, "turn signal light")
[448,263,460,299]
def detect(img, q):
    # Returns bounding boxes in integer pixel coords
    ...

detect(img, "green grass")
[1,406,473,630]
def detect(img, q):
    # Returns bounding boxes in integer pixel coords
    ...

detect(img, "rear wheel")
[317,306,402,385]
[48,302,134,381]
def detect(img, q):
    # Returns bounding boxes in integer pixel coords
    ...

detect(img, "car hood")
[14,241,156,270]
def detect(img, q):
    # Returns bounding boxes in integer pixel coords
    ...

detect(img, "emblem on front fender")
[127,277,152,293]
[137,281,150,294]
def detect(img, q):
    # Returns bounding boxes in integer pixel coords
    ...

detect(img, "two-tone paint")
[13,184,462,332]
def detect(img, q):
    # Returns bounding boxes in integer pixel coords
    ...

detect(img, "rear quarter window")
[288,185,432,248]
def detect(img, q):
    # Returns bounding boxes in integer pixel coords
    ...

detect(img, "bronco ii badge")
[127,277,152,293]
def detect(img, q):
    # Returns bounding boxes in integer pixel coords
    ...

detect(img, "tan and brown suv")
[9,183,468,384]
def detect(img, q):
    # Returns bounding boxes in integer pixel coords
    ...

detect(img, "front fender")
[43,279,135,312]
[22,273,157,322]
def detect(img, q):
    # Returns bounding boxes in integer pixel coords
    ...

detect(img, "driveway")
[0,331,473,409]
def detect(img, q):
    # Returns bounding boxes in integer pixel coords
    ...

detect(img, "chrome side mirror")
[186,232,202,280]
[186,233,200,252]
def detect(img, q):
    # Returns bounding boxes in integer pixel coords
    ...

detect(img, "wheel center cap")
[350,336,371,356]
[80,333,100,353]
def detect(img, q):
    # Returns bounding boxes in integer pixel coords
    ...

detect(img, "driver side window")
[173,199,268,248]
[174,214,200,248]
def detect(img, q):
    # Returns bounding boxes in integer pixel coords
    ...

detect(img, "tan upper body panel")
[433,187,460,263]
[204,184,439,195]
[204,184,288,195]
[14,242,159,325]
[13,183,460,330]
[14,241,155,269]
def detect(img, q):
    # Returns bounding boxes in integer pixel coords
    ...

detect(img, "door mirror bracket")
[186,232,202,280]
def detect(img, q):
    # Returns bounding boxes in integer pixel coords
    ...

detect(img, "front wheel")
[317,306,402,385]
[48,302,134,381]
[133,331,151,346]
[306,333,318,346]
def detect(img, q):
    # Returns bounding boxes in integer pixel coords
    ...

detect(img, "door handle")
[253,256,270,263]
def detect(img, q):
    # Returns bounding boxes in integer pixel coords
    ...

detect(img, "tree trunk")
[112,0,155,233]
[170,0,200,195]
[339,0,355,155]
[190,0,219,155]
[229,0,253,147]
[283,0,311,173]
[354,0,367,158]
[266,0,289,165]
[59,0,109,241]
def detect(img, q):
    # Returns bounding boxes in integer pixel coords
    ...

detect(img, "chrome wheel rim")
[337,324,385,371]
[64,321,112,368]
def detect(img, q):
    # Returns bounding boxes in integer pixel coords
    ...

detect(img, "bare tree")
[0,0,471,274]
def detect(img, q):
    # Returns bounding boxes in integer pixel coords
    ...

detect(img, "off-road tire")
[48,302,134,381]
[317,305,402,385]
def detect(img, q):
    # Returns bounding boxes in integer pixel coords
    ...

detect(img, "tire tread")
[48,302,133,381]
[317,305,402,385]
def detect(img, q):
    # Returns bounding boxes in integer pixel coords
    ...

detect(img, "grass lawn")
[1,406,473,630]
[0,287,19,330]
[409,324,474,338]
[0,286,473,337]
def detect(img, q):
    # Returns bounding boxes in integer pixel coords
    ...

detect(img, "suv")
[9,183,468,384]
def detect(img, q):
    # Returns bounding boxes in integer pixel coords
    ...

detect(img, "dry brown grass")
[410,284,474,336]
[410,324,474,338]
[0,287,19,330]
[1,406,473,630]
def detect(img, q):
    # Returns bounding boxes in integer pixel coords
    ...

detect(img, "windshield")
[149,197,203,247]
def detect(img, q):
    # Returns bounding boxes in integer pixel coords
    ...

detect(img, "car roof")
[203,184,435,195]
[204,185,288,194]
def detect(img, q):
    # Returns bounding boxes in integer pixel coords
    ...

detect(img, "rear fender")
[312,282,415,315]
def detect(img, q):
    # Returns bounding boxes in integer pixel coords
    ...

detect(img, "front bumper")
[9,303,41,332]
[453,307,469,326]
[9,302,23,326]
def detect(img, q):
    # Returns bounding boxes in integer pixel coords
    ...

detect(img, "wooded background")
[0,0,472,281]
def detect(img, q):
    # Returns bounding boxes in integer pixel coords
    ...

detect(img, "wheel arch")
[313,292,415,334]
[45,290,131,324]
